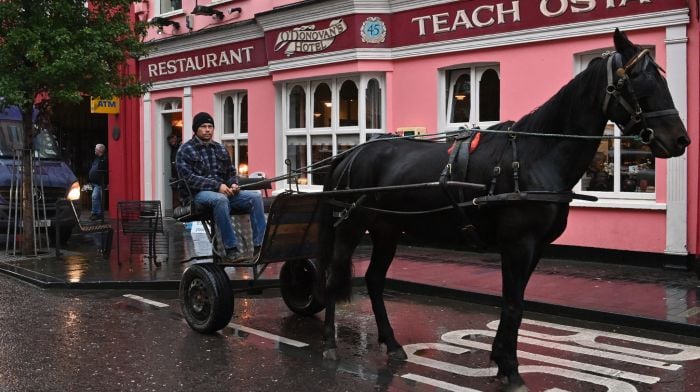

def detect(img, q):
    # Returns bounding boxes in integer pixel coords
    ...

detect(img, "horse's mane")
[514,57,607,135]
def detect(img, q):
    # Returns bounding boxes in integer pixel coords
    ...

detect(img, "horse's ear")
[613,28,637,60]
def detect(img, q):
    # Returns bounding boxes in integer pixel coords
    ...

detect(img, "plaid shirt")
[175,136,237,198]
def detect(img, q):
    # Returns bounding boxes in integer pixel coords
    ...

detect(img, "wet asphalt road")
[0,274,699,392]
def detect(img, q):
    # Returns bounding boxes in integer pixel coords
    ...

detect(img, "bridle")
[602,49,678,145]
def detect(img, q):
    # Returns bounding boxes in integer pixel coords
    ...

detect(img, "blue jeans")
[193,190,266,250]
[91,183,103,215]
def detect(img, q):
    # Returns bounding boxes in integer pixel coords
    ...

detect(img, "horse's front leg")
[322,301,338,360]
[366,226,406,360]
[491,236,542,392]
[322,220,365,361]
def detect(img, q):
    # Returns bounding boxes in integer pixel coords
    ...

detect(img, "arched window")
[219,91,249,176]
[445,65,499,127]
[289,85,306,128]
[313,83,332,128]
[240,93,248,134]
[366,78,382,129]
[479,69,500,122]
[575,50,656,199]
[339,80,358,127]
[284,75,385,188]
[223,96,235,134]
[451,74,471,123]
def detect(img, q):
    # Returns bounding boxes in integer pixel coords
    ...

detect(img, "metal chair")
[117,200,168,266]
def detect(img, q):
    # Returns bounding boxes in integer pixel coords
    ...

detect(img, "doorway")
[52,98,109,211]
[159,100,182,213]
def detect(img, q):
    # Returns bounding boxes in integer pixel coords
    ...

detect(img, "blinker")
[639,128,655,145]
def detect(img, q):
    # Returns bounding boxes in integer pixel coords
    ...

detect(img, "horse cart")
[175,176,486,334]
[176,189,327,333]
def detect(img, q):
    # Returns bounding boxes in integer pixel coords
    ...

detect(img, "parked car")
[0,106,80,243]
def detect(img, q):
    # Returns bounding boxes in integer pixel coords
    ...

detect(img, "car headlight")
[67,181,81,201]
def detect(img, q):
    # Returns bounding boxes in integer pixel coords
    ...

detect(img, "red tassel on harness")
[447,132,482,155]
[469,132,481,153]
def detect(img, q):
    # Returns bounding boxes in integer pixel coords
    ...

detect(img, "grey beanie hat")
[192,112,214,133]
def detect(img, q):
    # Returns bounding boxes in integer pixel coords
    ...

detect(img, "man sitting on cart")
[176,112,266,262]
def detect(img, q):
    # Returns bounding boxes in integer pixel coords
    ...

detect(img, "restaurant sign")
[139,38,266,83]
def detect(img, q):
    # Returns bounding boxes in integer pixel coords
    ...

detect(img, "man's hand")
[218,183,241,197]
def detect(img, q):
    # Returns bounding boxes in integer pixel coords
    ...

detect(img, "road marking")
[123,294,308,348]
[442,330,660,384]
[489,319,700,362]
[402,373,480,392]
[404,344,637,391]
[123,294,170,308]
[227,322,309,347]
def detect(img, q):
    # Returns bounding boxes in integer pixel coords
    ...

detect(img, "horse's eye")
[631,72,657,97]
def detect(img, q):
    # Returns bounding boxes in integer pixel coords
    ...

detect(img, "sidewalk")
[0,217,698,337]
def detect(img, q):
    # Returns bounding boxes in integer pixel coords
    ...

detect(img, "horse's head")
[603,29,690,158]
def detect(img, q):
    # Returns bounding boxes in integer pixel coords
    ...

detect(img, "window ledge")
[571,198,666,210]
[208,0,236,6]
[157,9,185,18]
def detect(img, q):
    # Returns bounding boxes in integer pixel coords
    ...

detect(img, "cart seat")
[173,204,250,223]
[174,177,275,223]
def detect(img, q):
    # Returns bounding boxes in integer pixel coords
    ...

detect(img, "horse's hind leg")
[491,236,543,392]
[366,224,406,360]
[322,220,365,361]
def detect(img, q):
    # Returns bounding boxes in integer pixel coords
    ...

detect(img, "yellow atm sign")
[90,97,120,114]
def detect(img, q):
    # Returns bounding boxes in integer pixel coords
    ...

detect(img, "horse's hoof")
[502,385,528,392]
[496,374,528,392]
[323,348,338,361]
[387,347,407,361]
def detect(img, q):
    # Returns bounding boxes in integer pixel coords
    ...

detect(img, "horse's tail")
[316,153,356,303]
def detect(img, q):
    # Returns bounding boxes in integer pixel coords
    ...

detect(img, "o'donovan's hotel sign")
[274,19,348,57]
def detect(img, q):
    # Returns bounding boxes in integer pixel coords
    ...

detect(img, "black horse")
[317,30,690,391]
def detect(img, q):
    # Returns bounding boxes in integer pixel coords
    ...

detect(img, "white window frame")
[442,64,500,131]
[216,91,248,175]
[573,50,656,202]
[282,73,386,191]
[156,0,183,17]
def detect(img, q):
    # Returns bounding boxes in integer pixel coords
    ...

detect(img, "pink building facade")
[136,0,699,262]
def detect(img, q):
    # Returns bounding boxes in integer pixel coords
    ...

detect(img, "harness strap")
[488,166,501,195]
[509,133,521,193]
[325,191,597,217]
[439,130,477,235]
[330,194,367,227]
[440,131,472,184]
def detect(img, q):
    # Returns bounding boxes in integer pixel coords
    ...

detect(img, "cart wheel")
[180,263,233,333]
[280,259,325,316]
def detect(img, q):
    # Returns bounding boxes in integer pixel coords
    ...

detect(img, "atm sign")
[90,97,120,114]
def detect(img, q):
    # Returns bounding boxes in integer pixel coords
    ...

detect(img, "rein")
[328,191,597,221]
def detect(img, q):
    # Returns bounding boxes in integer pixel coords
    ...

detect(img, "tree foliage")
[0,0,150,109]
[0,0,151,254]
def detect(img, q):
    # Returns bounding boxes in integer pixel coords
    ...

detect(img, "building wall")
[135,0,698,257]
